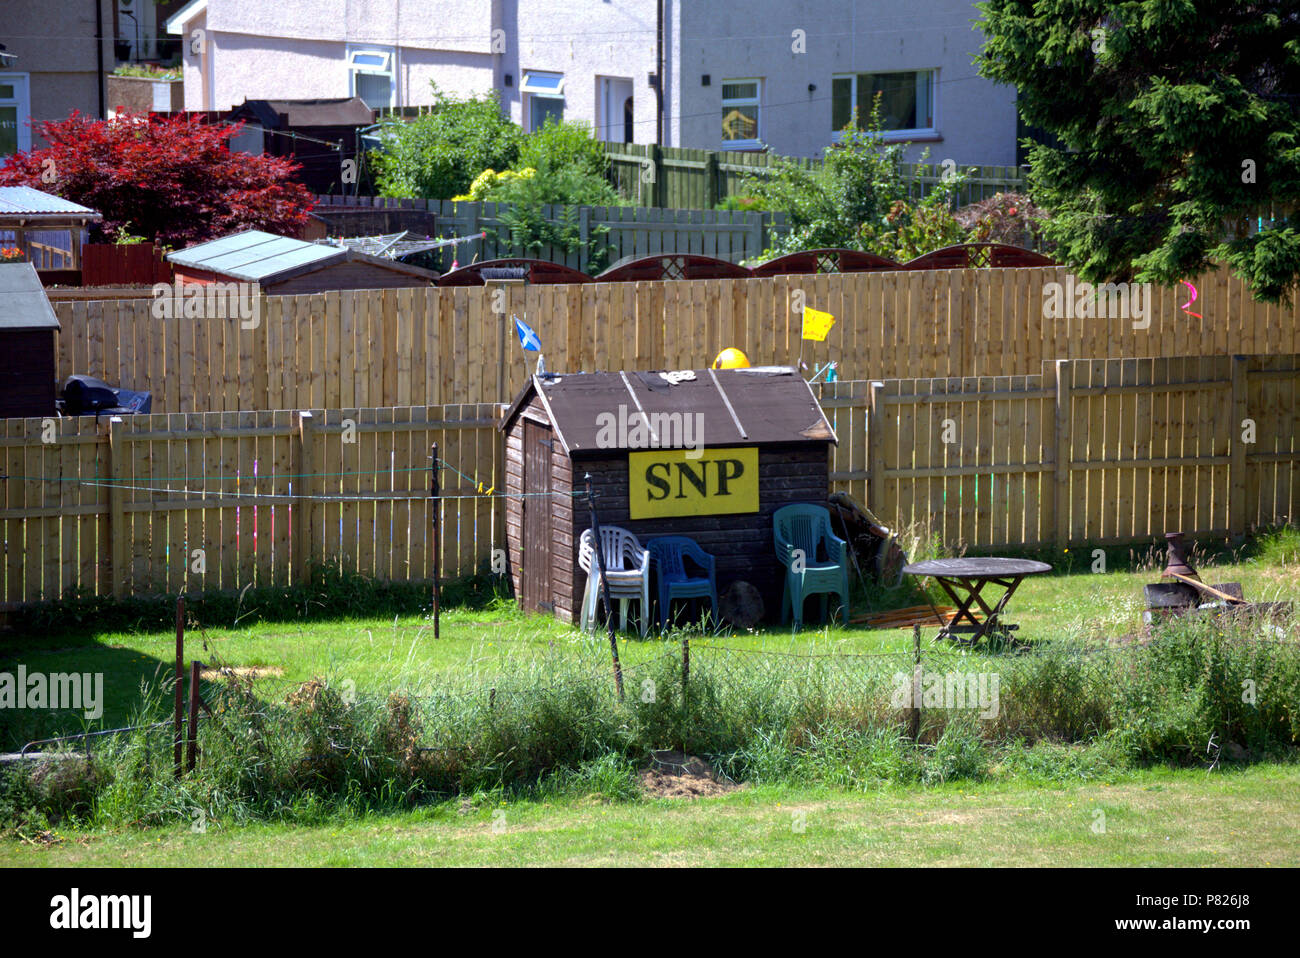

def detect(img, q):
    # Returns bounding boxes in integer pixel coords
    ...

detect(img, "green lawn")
[3,763,1296,867]
[3,546,1297,748]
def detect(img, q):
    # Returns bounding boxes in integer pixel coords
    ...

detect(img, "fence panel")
[822,355,1298,551]
[0,405,501,606]
[49,265,1300,415]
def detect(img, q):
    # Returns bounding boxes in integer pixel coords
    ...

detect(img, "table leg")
[933,576,984,644]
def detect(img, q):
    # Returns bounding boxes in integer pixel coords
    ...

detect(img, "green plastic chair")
[773,503,850,628]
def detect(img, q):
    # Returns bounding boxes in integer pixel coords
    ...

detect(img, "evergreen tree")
[978,0,1300,301]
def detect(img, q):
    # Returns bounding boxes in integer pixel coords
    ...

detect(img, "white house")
[166,0,1019,165]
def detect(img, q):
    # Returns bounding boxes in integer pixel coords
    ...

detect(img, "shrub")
[955,191,1052,250]
[372,85,524,200]
[742,95,968,262]
[0,111,314,246]
[517,117,609,180]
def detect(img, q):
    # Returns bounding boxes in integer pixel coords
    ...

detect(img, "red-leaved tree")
[0,111,315,247]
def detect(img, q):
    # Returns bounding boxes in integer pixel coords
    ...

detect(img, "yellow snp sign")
[628,447,759,520]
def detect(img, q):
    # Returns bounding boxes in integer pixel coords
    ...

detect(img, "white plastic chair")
[578,526,652,636]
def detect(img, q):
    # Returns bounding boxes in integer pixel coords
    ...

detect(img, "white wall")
[174,0,1017,165]
[676,0,1017,165]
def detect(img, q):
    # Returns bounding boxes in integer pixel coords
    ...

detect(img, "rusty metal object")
[1161,532,1199,580]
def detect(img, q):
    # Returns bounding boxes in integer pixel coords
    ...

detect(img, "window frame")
[830,69,938,143]
[720,77,762,150]
[521,71,565,131]
[0,73,32,157]
[346,45,396,110]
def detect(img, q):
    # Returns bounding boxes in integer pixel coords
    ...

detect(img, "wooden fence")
[312,195,789,272]
[601,143,1025,209]
[3,357,1295,606]
[51,264,1300,415]
[0,405,501,606]
[821,355,1299,549]
[81,243,175,287]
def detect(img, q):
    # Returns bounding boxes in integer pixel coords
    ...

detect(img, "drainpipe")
[95,0,105,118]
[655,0,664,145]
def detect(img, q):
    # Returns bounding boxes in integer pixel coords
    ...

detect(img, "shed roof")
[501,367,836,455]
[232,98,374,128]
[0,262,61,330]
[0,186,102,220]
[166,229,436,284]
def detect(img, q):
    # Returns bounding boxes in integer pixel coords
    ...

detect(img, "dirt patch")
[639,750,740,799]
[200,665,284,680]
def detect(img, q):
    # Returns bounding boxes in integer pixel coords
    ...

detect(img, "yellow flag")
[802,306,835,342]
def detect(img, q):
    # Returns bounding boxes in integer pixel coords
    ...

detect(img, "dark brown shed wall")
[558,444,830,624]
[0,329,57,418]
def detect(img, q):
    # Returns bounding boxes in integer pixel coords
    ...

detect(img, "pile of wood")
[851,605,982,630]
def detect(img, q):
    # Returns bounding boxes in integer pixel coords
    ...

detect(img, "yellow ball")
[712,347,751,370]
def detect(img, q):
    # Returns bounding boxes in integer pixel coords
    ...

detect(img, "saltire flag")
[801,306,835,342]
[514,314,542,351]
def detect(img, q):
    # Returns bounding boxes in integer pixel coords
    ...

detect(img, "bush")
[0,111,313,246]
[372,85,524,200]
[517,117,609,180]
[742,96,967,262]
[955,191,1052,250]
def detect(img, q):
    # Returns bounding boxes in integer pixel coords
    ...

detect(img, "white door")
[0,74,31,158]
[598,77,634,143]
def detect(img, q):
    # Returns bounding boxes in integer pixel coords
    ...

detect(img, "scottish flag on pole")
[514,314,542,351]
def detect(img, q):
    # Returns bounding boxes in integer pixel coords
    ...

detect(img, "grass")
[1,527,1297,865]
[3,763,1296,867]
[5,533,1296,744]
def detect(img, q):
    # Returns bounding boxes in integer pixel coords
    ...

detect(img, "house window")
[0,74,31,157]
[348,48,395,110]
[522,71,564,130]
[721,79,761,148]
[831,70,936,139]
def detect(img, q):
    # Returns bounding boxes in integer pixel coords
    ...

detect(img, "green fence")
[313,195,789,273]
[601,143,1025,209]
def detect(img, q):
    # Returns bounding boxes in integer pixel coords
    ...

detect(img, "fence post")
[1229,354,1249,539]
[705,152,719,208]
[293,411,315,586]
[431,442,441,640]
[186,659,202,773]
[578,205,590,274]
[106,415,126,597]
[867,381,885,513]
[585,473,624,701]
[909,624,922,742]
[174,596,184,780]
[1053,360,1072,549]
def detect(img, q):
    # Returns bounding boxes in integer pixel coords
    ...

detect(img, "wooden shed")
[228,98,374,195]
[0,262,61,418]
[499,367,837,624]
[166,230,437,294]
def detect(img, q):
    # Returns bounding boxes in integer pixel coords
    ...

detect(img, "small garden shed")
[166,230,437,293]
[499,367,837,624]
[0,262,61,417]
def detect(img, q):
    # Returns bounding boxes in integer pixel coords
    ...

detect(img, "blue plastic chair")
[646,536,719,630]
[773,503,850,628]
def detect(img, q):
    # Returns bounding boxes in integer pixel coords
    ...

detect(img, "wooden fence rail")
[1,404,502,606]
[3,356,1295,608]
[51,265,1300,416]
